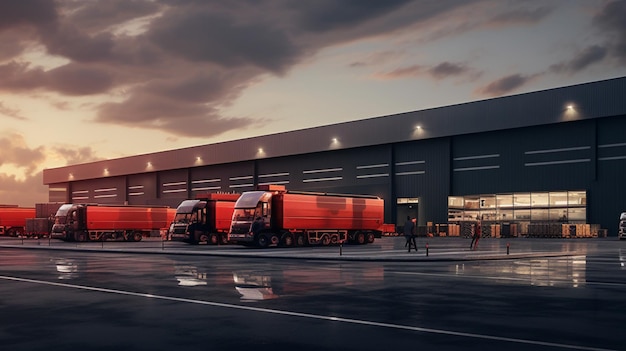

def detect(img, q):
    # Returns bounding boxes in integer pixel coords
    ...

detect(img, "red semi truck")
[0,205,36,237]
[51,204,175,242]
[228,185,384,248]
[169,193,240,245]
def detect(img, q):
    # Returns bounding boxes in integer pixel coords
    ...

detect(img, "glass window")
[497,194,513,208]
[448,197,464,208]
[531,192,549,207]
[568,191,586,206]
[568,208,586,222]
[465,210,480,221]
[464,197,480,210]
[514,209,531,220]
[498,209,514,221]
[480,196,496,209]
[514,193,531,208]
[550,208,568,222]
[448,209,463,221]
[549,192,568,206]
[531,208,549,221]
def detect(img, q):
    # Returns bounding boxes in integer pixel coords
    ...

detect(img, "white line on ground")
[0,274,616,351]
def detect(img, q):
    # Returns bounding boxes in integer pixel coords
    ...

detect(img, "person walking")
[404,215,417,252]
[470,219,481,250]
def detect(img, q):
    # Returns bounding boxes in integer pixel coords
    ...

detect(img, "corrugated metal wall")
[48,113,626,235]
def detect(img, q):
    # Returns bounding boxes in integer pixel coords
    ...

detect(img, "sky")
[0,0,625,207]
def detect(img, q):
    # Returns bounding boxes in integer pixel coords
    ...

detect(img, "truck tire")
[355,232,366,245]
[209,233,219,245]
[366,232,375,243]
[132,232,143,242]
[198,233,209,244]
[281,233,294,247]
[220,234,229,245]
[74,232,86,242]
[257,234,270,248]
[296,234,306,247]
[270,234,280,246]
[321,234,331,246]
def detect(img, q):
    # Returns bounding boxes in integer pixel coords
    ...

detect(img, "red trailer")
[169,193,240,244]
[228,185,384,247]
[0,205,36,237]
[51,204,173,242]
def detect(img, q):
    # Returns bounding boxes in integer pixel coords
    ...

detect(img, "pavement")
[1,235,615,262]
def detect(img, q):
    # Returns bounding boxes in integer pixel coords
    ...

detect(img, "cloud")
[550,45,608,74]
[51,146,104,166]
[286,0,414,32]
[0,132,46,174]
[0,61,115,96]
[592,0,626,64]
[377,64,423,79]
[0,132,104,206]
[0,171,48,207]
[375,61,479,81]
[428,62,474,79]
[0,0,57,31]
[148,8,301,73]
[477,74,536,97]
[0,102,27,120]
[485,5,554,27]
[97,90,261,138]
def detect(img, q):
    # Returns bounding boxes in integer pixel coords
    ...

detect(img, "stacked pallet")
[561,224,600,238]
[448,224,460,236]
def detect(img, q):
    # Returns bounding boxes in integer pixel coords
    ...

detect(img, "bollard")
[507,242,510,255]
[426,243,429,256]
[339,243,343,256]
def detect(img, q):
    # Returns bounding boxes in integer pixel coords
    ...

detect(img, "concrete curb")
[0,243,587,262]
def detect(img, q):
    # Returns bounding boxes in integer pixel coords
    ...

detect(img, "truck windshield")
[232,208,256,221]
[54,204,73,224]
[174,213,197,223]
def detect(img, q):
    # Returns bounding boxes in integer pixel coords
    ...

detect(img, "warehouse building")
[43,76,626,237]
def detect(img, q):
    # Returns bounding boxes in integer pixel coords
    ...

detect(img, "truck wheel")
[74,232,86,242]
[296,234,306,246]
[355,232,366,245]
[281,233,294,247]
[209,233,219,245]
[198,233,209,244]
[270,234,280,246]
[132,232,143,242]
[321,234,331,246]
[366,232,375,243]
[257,234,270,248]
[220,234,229,245]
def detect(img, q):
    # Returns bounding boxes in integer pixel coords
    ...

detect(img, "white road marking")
[0,274,617,351]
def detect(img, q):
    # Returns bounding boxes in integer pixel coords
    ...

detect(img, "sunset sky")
[1,0,625,206]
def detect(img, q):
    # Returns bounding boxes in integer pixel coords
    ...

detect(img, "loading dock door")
[396,198,419,228]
